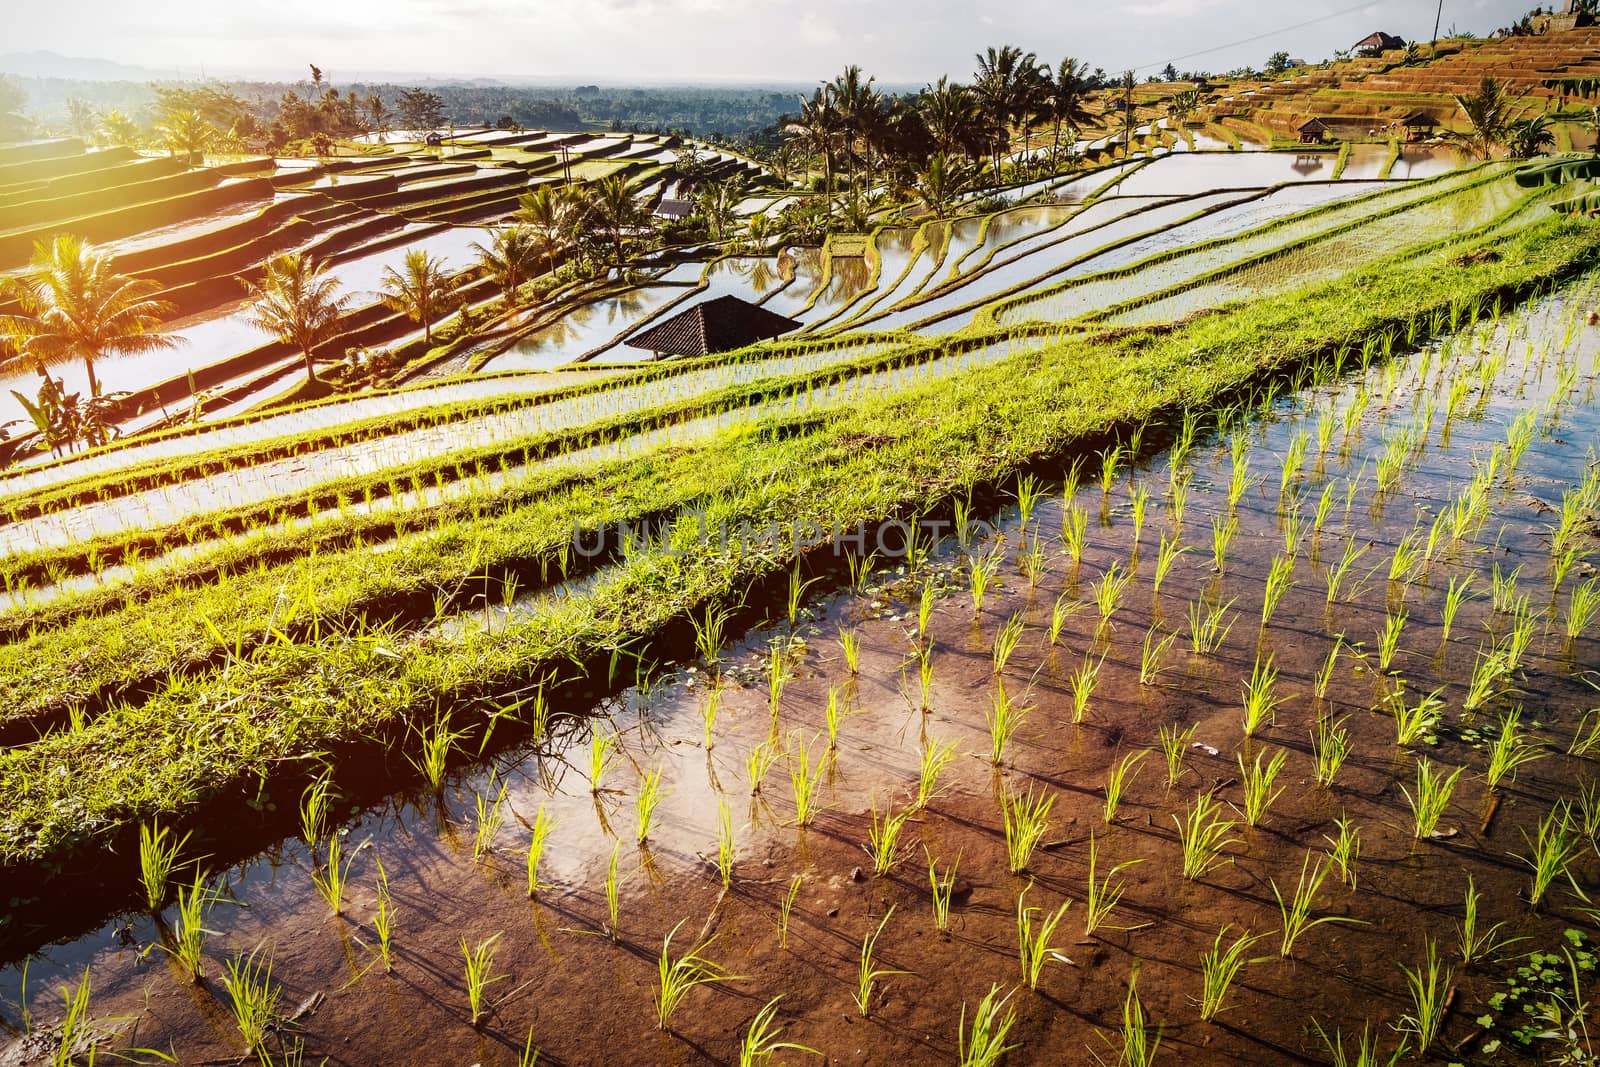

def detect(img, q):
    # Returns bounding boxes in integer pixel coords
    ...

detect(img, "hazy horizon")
[9,0,1539,86]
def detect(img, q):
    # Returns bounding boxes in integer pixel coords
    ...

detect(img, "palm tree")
[1167,88,1202,126]
[517,185,584,275]
[831,65,886,192]
[785,88,842,220]
[1445,77,1522,160]
[914,153,966,218]
[1114,71,1139,158]
[588,176,651,265]
[973,45,1047,181]
[1507,115,1556,159]
[65,98,97,143]
[1045,58,1095,167]
[242,252,352,385]
[919,77,981,159]
[158,109,215,165]
[471,225,541,305]
[9,235,174,403]
[380,249,455,346]
[695,179,744,241]
[98,110,142,148]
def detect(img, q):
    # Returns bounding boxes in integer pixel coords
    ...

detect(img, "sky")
[7,0,1544,85]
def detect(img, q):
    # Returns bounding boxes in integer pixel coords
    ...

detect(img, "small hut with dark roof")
[1298,118,1331,144]
[626,295,800,359]
[1353,32,1405,57]
[1397,110,1436,142]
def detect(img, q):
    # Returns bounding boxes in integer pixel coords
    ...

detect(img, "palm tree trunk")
[83,356,100,399]
[303,346,318,384]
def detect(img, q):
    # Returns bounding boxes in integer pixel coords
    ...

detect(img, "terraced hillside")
[2,88,1600,1064]
[0,133,769,448]
[1203,26,1600,144]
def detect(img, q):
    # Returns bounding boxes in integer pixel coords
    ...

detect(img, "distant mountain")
[0,50,194,81]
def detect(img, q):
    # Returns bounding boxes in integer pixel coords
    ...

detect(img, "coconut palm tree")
[973,45,1048,181]
[589,176,651,265]
[517,185,585,275]
[98,110,142,148]
[1113,71,1139,158]
[242,252,352,385]
[9,235,174,403]
[919,77,982,159]
[471,225,542,305]
[1507,115,1557,159]
[914,153,967,218]
[831,65,886,193]
[158,109,215,165]
[1445,77,1522,160]
[695,179,744,241]
[785,87,843,220]
[65,98,97,144]
[380,249,455,347]
[1167,88,1202,126]
[1045,57,1095,167]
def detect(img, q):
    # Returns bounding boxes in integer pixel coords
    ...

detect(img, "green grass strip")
[0,212,1592,878]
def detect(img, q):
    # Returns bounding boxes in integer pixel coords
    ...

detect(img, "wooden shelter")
[626,295,799,358]
[1298,118,1331,144]
[1398,111,1436,142]
[1353,31,1405,57]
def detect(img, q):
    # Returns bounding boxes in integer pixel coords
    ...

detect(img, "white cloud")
[6,0,1541,83]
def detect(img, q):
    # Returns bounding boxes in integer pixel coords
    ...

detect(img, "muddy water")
[4,282,1598,1065]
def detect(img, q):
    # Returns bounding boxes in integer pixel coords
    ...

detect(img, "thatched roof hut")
[627,295,800,358]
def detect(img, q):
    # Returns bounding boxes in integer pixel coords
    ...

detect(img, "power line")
[1130,0,1386,72]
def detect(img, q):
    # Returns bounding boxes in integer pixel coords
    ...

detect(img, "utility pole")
[1432,0,1445,47]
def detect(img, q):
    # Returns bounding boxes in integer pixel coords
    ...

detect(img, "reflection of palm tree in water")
[826,254,871,307]
[727,256,780,295]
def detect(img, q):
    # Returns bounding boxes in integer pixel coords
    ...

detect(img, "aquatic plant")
[1324,815,1360,890]
[1174,790,1238,880]
[1197,926,1264,1021]
[1237,748,1287,827]
[138,820,192,911]
[853,907,906,1018]
[738,997,819,1066]
[656,919,739,1031]
[222,945,281,1053]
[1158,722,1198,787]
[526,804,556,897]
[958,984,1017,1067]
[1002,784,1054,875]
[1104,750,1147,824]
[1016,882,1072,990]
[637,768,667,844]
[1396,938,1451,1053]
[1402,759,1462,839]
[1240,653,1282,738]
[462,933,505,1028]
[928,849,960,934]
[1083,833,1143,936]
[866,796,912,876]
[1272,852,1362,958]
[1522,803,1585,911]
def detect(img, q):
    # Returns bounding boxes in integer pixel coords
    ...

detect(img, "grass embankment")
[0,333,907,591]
[0,212,1595,907]
[1056,176,1546,327]
[0,330,905,525]
[934,163,1497,327]
[0,328,1047,696]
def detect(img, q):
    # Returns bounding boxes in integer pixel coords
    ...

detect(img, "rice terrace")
[2,0,1600,1063]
